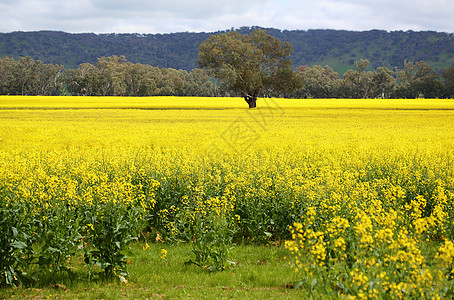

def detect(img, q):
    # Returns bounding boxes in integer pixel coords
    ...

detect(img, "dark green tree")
[0,56,62,96]
[442,66,454,98]
[124,63,157,96]
[342,59,374,98]
[198,29,300,108]
[412,61,444,98]
[0,57,15,94]
[371,67,396,98]
[295,65,340,98]
[396,60,444,98]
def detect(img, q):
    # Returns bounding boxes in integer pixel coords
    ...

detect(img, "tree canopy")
[198,29,300,108]
[1,55,453,99]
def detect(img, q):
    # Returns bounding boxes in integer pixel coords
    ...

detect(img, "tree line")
[294,59,454,99]
[1,55,454,98]
[0,55,221,97]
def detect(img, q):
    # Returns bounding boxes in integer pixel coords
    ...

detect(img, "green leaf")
[294,279,305,289]
[32,239,46,254]
[311,278,317,290]
[11,240,26,249]
[11,227,18,238]
[48,246,60,253]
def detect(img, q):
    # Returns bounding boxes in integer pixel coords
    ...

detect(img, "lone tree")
[198,29,300,108]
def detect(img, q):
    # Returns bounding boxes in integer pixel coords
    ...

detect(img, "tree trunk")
[243,92,257,108]
[245,96,257,108]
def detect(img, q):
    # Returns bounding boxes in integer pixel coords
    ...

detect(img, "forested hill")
[1,27,454,73]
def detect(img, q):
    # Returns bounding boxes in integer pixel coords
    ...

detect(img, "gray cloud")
[0,0,453,33]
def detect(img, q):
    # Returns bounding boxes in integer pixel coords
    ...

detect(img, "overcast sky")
[0,0,453,34]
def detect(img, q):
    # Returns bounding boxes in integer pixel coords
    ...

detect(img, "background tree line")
[1,55,454,98]
[0,55,223,97]
[294,59,454,99]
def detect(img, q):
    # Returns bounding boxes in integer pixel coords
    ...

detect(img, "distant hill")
[1,27,454,74]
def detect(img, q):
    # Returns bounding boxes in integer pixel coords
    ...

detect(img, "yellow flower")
[350,268,368,287]
[143,243,150,251]
[436,240,454,264]
[414,218,428,235]
[160,248,168,260]
[334,237,346,252]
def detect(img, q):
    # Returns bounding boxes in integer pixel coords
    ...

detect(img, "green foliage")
[442,66,454,97]
[1,28,454,73]
[83,202,144,280]
[20,206,81,285]
[0,56,62,96]
[0,202,82,286]
[199,29,299,107]
[0,206,24,287]
[2,54,451,99]
[0,56,219,97]
[184,201,235,272]
[0,158,160,287]
[2,28,454,99]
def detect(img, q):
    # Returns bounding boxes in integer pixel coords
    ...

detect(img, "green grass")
[0,242,308,299]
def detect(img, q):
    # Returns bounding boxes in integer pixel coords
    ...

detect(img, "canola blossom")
[1,96,454,297]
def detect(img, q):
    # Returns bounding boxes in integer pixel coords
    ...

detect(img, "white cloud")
[0,0,453,33]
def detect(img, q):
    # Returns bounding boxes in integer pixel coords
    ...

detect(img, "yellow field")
[1,96,454,153]
[2,96,454,297]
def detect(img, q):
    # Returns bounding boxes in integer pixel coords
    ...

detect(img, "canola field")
[1,96,454,297]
